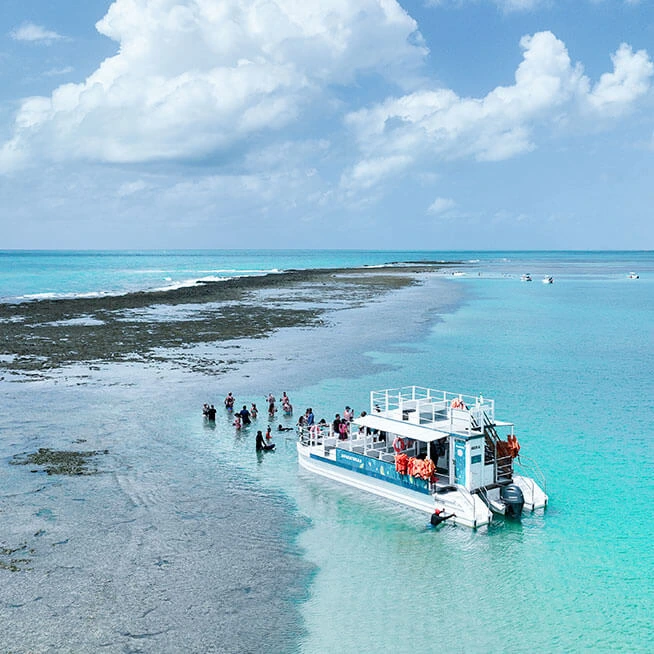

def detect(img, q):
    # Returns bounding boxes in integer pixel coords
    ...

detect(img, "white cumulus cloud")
[341,155,413,192]
[585,43,653,117]
[0,0,425,173]
[427,197,456,214]
[343,31,652,189]
[10,23,66,43]
[425,0,548,12]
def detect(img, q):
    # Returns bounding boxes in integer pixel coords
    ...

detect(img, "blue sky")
[0,0,652,250]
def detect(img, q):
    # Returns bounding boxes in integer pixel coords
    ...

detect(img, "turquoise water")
[2,249,652,301]
[0,250,652,652]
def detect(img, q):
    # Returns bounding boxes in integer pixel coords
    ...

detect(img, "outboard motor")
[500,484,525,519]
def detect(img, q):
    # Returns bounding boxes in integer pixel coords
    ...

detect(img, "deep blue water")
[0,250,651,653]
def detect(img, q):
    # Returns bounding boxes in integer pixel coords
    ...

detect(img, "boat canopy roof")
[353,414,450,443]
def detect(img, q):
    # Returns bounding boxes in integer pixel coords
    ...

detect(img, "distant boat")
[628,272,639,279]
[452,271,466,277]
[520,273,532,282]
[542,276,554,284]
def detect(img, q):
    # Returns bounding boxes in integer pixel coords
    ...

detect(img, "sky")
[0,0,652,250]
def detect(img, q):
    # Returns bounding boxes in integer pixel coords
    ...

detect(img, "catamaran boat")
[520,273,532,282]
[297,386,548,529]
[542,276,554,284]
[628,272,639,279]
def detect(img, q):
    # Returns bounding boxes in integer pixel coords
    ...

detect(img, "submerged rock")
[10,447,108,475]
[0,542,34,572]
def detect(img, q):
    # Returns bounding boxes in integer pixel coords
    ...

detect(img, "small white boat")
[628,272,639,279]
[542,276,554,284]
[297,386,548,529]
[520,273,532,282]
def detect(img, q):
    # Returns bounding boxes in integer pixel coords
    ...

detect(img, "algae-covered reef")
[0,264,449,376]
[0,543,34,572]
[10,447,108,475]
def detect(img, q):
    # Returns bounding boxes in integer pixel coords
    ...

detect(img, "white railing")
[369,386,495,433]
[514,456,547,493]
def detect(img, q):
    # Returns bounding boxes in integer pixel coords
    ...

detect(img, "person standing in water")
[267,393,276,418]
[224,392,235,412]
[239,405,251,426]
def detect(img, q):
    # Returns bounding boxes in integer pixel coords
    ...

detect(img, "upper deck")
[355,386,513,442]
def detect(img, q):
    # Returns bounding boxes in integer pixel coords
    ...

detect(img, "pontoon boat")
[297,386,548,529]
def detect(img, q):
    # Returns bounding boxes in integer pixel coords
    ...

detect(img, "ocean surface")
[0,250,652,653]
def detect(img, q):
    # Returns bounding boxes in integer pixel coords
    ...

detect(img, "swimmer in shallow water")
[430,509,455,526]
[256,430,275,451]
[277,424,294,432]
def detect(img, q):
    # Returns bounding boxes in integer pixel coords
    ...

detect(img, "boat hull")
[297,443,492,528]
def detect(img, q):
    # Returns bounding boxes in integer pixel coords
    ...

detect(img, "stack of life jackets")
[395,454,435,481]
[395,453,409,475]
[507,434,521,459]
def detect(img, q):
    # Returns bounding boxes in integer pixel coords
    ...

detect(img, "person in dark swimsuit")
[256,430,275,451]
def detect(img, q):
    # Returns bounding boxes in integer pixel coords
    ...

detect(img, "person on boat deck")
[233,414,242,429]
[332,414,342,437]
[306,408,315,426]
[256,430,275,451]
[250,403,258,419]
[338,420,349,439]
[224,392,235,412]
[239,405,251,425]
[297,414,307,428]
[450,397,466,410]
[343,406,354,422]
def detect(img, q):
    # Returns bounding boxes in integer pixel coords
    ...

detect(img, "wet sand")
[0,263,456,378]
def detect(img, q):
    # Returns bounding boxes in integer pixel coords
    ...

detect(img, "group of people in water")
[203,390,298,451]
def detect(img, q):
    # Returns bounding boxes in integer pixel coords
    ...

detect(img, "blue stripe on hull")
[309,450,431,495]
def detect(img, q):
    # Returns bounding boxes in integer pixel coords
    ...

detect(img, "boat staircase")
[471,411,513,485]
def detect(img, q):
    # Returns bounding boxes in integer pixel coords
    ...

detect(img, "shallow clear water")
[289,265,653,653]
[0,251,652,653]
